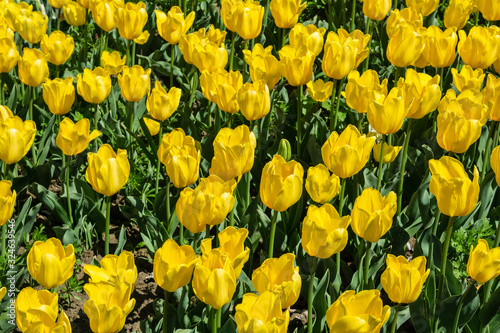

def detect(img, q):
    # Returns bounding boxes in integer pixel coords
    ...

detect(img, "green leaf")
[28,182,70,225]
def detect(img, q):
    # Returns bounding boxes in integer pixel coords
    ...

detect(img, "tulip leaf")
[114,225,127,255]
[409,292,432,333]
[434,288,480,332]
[312,269,330,333]
[479,286,500,329]
[14,197,41,247]
[220,316,237,333]
[28,183,71,226]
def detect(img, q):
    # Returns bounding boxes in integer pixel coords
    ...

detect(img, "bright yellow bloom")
[458,26,500,69]
[42,77,75,115]
[134,30,149,44]
[0,286,5,301]
[15,11,48,44]
[18,48,49,87]
[279,45,314,86]
[15,287,60,332]
[381,255,430,303]
[90,0,122,32]
[421,26,458,68]
[143,117,160,136]
[252,253,301,308]
[221,0,242,32]
[214,70,243,114]
[192,249,237,309]
[289,23,326,57]
[406,0,438,16]
[234,0,264,40]
[362,0,392,21]
[305,164,340,204]
[179,27,219,64]
[322,31,357,80]
[270,0,307,28]
[0,37,19,73]
[116,1,147,40]
[243,44,282,88]
[386,8,423,39]
[373,142,402,163]
[491,144,500,186]
[86,144,130,196]
[154,239,199,292]
[0,180,16,226]
[0,19,14,41]
[77,0,90,9]
[41,31,74,65]
[155,6,195,45]
[235,291,290,333]
[0,116,36,164]
[27,238,76,289]
[157,128,201,188]
[63,1,86,26]
[146,81,181,121]
[476,0,500,20]
[176,175,236,233]
[367,85,408,134]
[192,41,228,74]
[209,125,256,181]
[338,29,371,68]
[76,67,112,104]
[387,24,425,68]
[343,70,388,114]
[484,75,500,121]
[4,2,33,32]
[302,204,351,258]
[84,251,137,287]
[326,289,391,332]
[444,0,474,30]
[237,80,271,121]
[56,117,101,155]
[100,50,126,75]
[0,105,13,121]
[429,156,479,217]
[402,68,441,119]
[118,65,151,102]
[451,65,485,92]
[467,239,500,284]
[260,154,304,212]
[306,79,333,102]
[48,0,71,9]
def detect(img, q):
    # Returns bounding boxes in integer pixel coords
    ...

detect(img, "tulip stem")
[211,307,218,333]
[307,256,319,333]
[243,40,249,82]
[452,283,475,333]
[57,8,61,30]
[363,241,372,289]
[329,79,337,132]
[1,223,6,261]
[338,176,346,217]
[363,19,372,72]
[84,10,88,61]
[229,205,235,227]
[229,31,236,71]
[397,118,413,215]
[155,126,163,196]
[341,0,346,28]
[351,0,356,30]
[170,44,175,87]
[0,73,4,105]
[376,136,386,191]
[481,121,498,182]
[163,291,170,333]
[390,303,401,333]
[297,85,303,156]
[105,195,111,256]
[332,78,344,133]
[437,215,456,300]
[206,224,211,239]
[62,154,74,227]
[166,179,171,231]
[268,210,278,258]
[394,67,401,86]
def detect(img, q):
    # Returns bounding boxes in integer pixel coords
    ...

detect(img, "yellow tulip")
[491,144,500,186]
[444,0,474,30]
[118,65,151,102]
[484,75,500,121]
[0,37,19,73]
[252,253,301,309]
[179,28,204,64]
[221,0,242,32]
[18,48,49,87]
[86,144,130,196]
[214,70,243,114]
[15,11,48,44]
[306,79,334,102]
[15,287,60,332]
[90,0,122,32]
[326,289,391,332]
[83,251,137,287]
[322,31,357,80]
[421,26,458,68]
[406,0,438,16]
[270,0,307,28]
[199,69,226,104]
[100,50,126,75]
[155,6,195,45]
[142,117,160,136]
[192,41,228,74]
[76,67,112,104]
[84,281,136,333]
[381,255,430,303]
[289,23,326,57]
[260,154,304,212]
[386,8,423,39]
[19,310,71,333]
[77,0,90,9]
[367,85,408,134]
[237,80,271,121]
[201,226,250,278]
[192,249,237,309]
[0,116,36,165]
[343,70,388,114]
[373,142,402,163]
[116,1,147,40]
[362,0,392,21]
[387,24,425,68]
[458,26,500,69]
[0,286,5,301]
[0,18,14,41]
[176,175,236,233]
[243,43,282,89]
[27,237,76,289]
[209,125,256,181]
[134,30,149,45]
[302,204,351,258]
[4,2,33,32]
[48,0,71,9]
[42,77,75,115]
[305,164,340,204]
[154,239,199,292]
[451,65,485,92]
[234,0,264,40]
[279,45,314,86]
[476,0,500,21]
[146,81,181,122]
[467,239,500,283]
[402,68,441,119]
[0,105,13,120]
[235,291,290,333]
[56,117,101,155]
[351,188,397,243]
[63,1,86,26]
[338,29,371,68]
[0,180,16,226]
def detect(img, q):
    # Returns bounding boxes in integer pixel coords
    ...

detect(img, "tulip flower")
[157,128,201,188]
[56,118,101,156]
[77,0,90,8]
[192,41,228,74]
[260,154,304,212]
[134,30,149,45]
[117,65,151,102]
[289,23,326,57]
[467,239,500,283]
[233,0,264,40]
[420,26,458,68]
[322,31,358,80]
[326,289,391,332]
[15,287,60,332]
[444,0,474,30]
[76,67,112,104]
[90,0,122,32]
[381,255,430,304]
[214,70,243,114]
[0,105,13,121]
[373,143,402,163]
[237,80,271,121]
[0,287,5,301]
[143,118,160,136]
[235,291,290,333]
[86,144,130,196]
[221,0,242,32]
[362,0,392,21]
[367,85,408,134]
[386,8,423,39]
[302,204,351,258]
[0,38,19,73]
[42,77,75,115]
[84,281,136,333]
[201,226,250,278]
[40,31,74,65]
[402,68,441,119]
[63,1,86,26]
[176,175,237,233]
[458,26,500,69]
[343,70,388,114]
[15,11,48,44]
[476,0,500,21]
[0,116,36,165]
[406,0,438,16]
[209,125,256,181]
[154,239,199,292]
[84,251,137,287]
[179,28,210,64]
[305,164,340,204]
[27,237,76,289]
[200,69,225,103]
[0,21,14,41]
[491,144,500,186]
[338,29,371,68]
[115,1,147,40]
[18,48,49,87]
[387,24,425,68]
[429,156,479,217]
[243,44,282,88]
[252,253,301,308]
[48,0,71,9]
[146,81,182,122]
[279,45,314,86]
[192,249,237,309]
[322,124,376,178]
[484,75,500,121]
[306,79,334,102]
[156,6,195,45]
[0,180,16,226]
[4,2,33,32]
[100,50,126,75]
[270,0,307,28]
[451,65,485,92]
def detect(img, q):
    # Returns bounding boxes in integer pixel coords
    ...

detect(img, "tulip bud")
[343,70,388,114]
[238,80,271,121]
[156,7,195,45]
[234,0,264,40]
[467,239,500,283]
[146,81,181,122]
[322,31,358,80]
[118,65,151,102]
[86,144,130,196]
[387,25,425,68]
[362,0,392,21]
[373,143,402,163]
[458,26,500,69]
[270,0,307,28]
[18,48,49,87]
[116,1,148,40]
[42,77,75,115]
[289,23,326,57]
[406,0,438,16]
[386,8,423,39]
[305,164,340,204]
[63,1,86,26]
[76,67,112,104]
[15,11,48,44]
[56,117,101,155]
[491,144,500,186]
[279,45,314,86]
[101,50,126,75]
[0,116,36,165]
[0,180,16,226]
[402,68,441,119]
[0,37,19,73]
[0,287,5,301]
[338,29,371,68]
[367,85,409,134]
[444,0,474,30]
[278,138,292,161]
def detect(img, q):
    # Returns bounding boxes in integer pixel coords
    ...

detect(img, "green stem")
[397,119,413,215]
[390,303,401,333]
[268,210,278,258]
[229,31,236,71]
[243,40,249,82]
[170,44,175,87]
[163,291,170,333]
[1,72,4,105]
[393,0,399,10]
[329,79,338,132]
[93,104,99,152]
[155,126,163,195]
[165,179,171,231]
[131,41,136,67]
[437,216,456,299]
[452,283,475,333]
[338,178,346,216]
[307,257,319,333]
[179,224,184,245]
[128,102,134,132]
[105,195,111,256]
[229,205,235,227]
[363,241,372,289]
[29,86,37,164]
[63,154,74,227]
[332,78,344,132]
[84,10,88,61]
[351,0,356,31]
[211,307,218,333]
[57,8,61,30]
[1,223,6,260]
[206,224,211,239]
[126,39,131,67]
[281,28,287,49]
[439,67,445,93]
[394,67,401,86]
[363,19,372,72]
[377,136,386,191]
[297,85,303,156]
[481,121,498,182]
